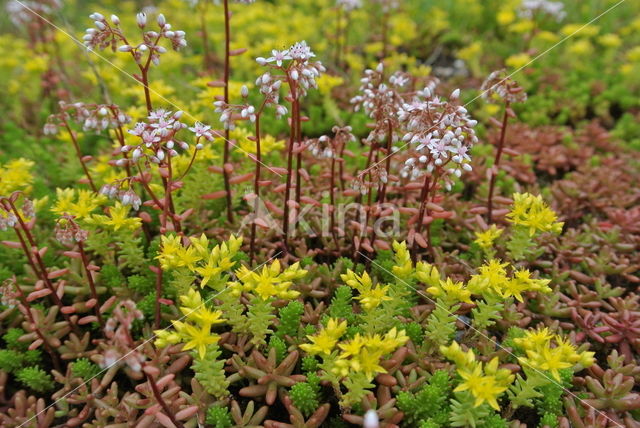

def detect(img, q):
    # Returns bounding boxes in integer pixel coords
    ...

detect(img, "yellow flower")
[443,344,514,410]
[331,328,407,380]
[497,9,516,26]
[316,73,344,96]
[342,269,391,310]
[0,158,35,196]
[235,127,285,156]
[300,318,347,355]
[87,202,141,231]
[561,24,599,38]
[415,262,440,287]
[51,188,107,219]
[338,334,366,358]
[503,269,551,301]
[230,259,305,300]
[175,321,221,360]
[474,225,504,250]
[505,53,532,69]
[357,347,387,379]
[598,33,622,48]
[427,278,472,304]
[515,328,594,381]
[506,193,564,236]
[357,284,392,311]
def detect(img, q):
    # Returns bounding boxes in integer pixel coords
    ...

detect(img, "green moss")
[3,328,27,351]
[276,300,304,339]
[290,381,319,417]
[301,356,318,373]
[206,405,232,428]
[16,366,54,393]
[0,349,24,373]
[268,335,287,363]
[127,274,155,294]
[71,358,101,380]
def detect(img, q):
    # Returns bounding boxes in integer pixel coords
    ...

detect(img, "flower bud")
[118,45,133,52]
[111,14,120,25]
[95,21,106,30]
[241,85,249,98]
[157,13,166,27]
[89,12,104,21]
[136,12,147,28]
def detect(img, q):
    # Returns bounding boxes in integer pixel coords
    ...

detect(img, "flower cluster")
[121,109,210,166]
[300,318,347,355]
[86,202,142,231]
[441,341,515,410]
[331,328,408,380]
[98,186,142,211]
[256,41,325,98]
[309,126,356,159]
[514,328,595,380]
[45,102,130,135]
[213,85,259,131]
[468,259,553,302]
[481,69,527,104]
[518,0,566,22]
[301,320,408,381]
[229,259,307,300]
[474,225,504,250]
[506,192,564,236]
[51,188,107,219]
[54,215,89,245]
[341,270,392,310]
[157,234,242,289]
[399,87,479,185]
[351,63,417,129]
[0,158,35,197]
[83,11,186,62]
[154,288,226,359]
[0,209,18,232]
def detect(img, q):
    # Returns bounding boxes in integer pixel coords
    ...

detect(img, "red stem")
[77,241,103,328]
[145,369,185,428]
[222,0,234,224]
[487,100,510,224]
[61,118,97,192]
[249,114,262,265]
[282,97,299,251]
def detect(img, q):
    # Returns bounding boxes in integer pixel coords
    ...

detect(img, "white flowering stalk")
[397,85,478,254]
[83,12,187,113]
[481,69,527,223]
[256,41,325,246]
[103,109,214,229]
[45,102,132,192]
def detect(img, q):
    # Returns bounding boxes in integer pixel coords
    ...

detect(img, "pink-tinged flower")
[288,41,315,60]
[266,49,292,66]
[128,122,146,136]
[142,130,161,146]
[189,122,214,141]
[149,109,170,120]
[150,118,174,136]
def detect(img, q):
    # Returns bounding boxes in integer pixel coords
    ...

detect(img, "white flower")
[266,49,292,66]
